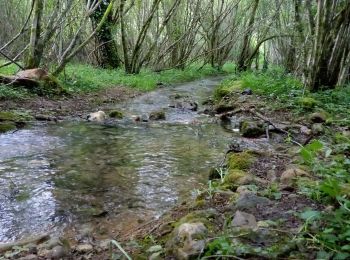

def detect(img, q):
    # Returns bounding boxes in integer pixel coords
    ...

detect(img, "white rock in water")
[87,111,106,122]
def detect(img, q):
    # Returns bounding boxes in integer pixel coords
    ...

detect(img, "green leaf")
[307,140,324,152]
[300,210,320,221]
[300,148,313,163]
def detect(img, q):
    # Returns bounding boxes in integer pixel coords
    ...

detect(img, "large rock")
[166,222,207,260]
[233,193,271,214]
[240,120,265,138]
[231,210,257,230]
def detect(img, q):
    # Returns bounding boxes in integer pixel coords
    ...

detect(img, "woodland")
[0,0,349,259]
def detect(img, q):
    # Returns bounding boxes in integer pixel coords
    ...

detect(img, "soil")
[0,86,140,119]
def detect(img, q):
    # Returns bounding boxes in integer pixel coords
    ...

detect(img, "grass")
[0,61,235,99]
[216,67,350,118]
[60,63,235,93]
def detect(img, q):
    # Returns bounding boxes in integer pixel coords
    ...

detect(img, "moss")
[214,80,243,100]
[0,111,32,122]
[298,97,318,109]
[175,209,218,230]
[109,110,124,119]
[0,122,16,133]
[227,151,255,170]
[224,169,246,184]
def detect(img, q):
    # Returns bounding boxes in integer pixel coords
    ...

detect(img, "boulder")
[149,110,166,121]
[240,120,265,138]
[16,68,48,80]
[166,222,207,260]
[231,210,257,229]
[87,111,106,122]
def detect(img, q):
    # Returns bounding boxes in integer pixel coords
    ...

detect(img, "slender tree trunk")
[237,0,260,71]
[25,0,43,69]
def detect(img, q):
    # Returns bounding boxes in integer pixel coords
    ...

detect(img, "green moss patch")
[227,151,255,170]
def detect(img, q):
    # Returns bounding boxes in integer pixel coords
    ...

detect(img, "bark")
[90,0,120,68]
[25,0,43,69]
[237,0,260,71]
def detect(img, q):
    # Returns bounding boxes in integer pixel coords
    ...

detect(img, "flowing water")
[0,78,234,242]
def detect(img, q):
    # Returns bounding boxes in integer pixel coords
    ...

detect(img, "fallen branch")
[0,75,40,89]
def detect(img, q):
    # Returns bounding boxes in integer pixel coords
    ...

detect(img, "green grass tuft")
[60,63,234,93]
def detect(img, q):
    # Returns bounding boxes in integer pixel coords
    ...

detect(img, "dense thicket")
[0,0,349,90]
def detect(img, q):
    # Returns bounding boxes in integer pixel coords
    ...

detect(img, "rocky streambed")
[0,77,326,259]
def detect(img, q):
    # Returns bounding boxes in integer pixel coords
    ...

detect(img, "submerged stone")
[149,110,166,120]
[109,110,123,119]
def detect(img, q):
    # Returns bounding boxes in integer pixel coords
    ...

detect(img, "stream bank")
[0,75,349,259]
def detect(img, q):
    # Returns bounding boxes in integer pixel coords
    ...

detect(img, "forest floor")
[0,69,349,259]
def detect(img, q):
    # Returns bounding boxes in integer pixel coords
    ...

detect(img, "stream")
[0,77,235,242]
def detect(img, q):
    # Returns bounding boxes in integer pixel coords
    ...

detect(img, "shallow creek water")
[0,78,236,242]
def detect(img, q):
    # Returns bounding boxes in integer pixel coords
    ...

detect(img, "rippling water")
[0,78,232,242]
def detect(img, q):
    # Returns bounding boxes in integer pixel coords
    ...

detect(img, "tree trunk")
[237,0,260,71]
[90,0,120,68]
[25,0,43,69]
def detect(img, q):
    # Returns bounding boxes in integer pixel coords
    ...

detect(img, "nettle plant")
[298,138,350,259]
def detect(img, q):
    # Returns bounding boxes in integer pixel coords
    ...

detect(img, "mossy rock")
[240,120,265,138]
[149,110,166,120]
[227,151,255,170]
[0,111,32,123]
[109,110,123,119]
[214,80,243,100]
[0,122,16,133]
[175,209,218,230]
[223,169,254,188]
[309,110,328,123]
[298,97,318,109]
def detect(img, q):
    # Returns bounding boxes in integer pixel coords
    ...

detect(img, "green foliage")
[296,135,350,257]
[61,63,234,93]
[0,62,19,75]
[0,85,31,100]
